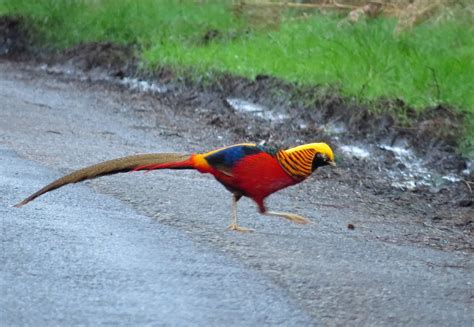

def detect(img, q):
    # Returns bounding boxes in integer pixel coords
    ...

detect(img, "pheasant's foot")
[285,213,311,225]
[226,223,254,232]
[265,211,311,225]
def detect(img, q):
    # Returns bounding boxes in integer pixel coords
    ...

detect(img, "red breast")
[212,153,300,200]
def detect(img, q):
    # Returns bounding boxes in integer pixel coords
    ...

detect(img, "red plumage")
[211,152,298,212]
[135,146,301,217]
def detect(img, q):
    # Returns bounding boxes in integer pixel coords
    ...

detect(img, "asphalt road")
[1,61,472,326]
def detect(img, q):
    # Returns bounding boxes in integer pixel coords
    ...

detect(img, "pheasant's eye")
[312,152,329,171]
[316,153,327,161]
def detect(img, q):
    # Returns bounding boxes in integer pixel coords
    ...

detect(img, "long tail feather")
[14,153,192,207]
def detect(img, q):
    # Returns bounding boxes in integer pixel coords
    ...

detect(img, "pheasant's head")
[280,143,335,178]
[307,142,336,170]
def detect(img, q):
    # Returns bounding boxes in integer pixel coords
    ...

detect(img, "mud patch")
[0,16,31,59]
[148,72,473,244]
[56,42,138,76]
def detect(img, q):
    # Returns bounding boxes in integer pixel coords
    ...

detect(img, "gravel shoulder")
[0,61,473,326]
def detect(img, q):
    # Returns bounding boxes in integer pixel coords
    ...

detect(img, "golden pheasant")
[15,143,335,232]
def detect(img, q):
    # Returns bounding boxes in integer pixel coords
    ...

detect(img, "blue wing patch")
[205,145,263,174]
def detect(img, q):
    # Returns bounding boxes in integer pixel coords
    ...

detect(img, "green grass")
[0,0,246,48]
[1,0,473,154]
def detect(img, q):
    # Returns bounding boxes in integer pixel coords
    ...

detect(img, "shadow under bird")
[15,143,335,232]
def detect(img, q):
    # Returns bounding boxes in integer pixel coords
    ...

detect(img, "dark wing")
[204,144,264,176]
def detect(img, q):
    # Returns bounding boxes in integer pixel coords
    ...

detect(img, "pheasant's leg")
[227,194,254,232]
[255,199,310,225]
[263,211,311,225]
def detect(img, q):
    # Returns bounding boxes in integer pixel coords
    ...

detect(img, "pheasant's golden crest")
[277,143,335,178]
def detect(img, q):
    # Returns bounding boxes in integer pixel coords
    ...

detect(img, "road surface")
[0,61,472,326]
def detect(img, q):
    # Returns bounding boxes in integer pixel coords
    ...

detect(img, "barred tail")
[14,153,192,207]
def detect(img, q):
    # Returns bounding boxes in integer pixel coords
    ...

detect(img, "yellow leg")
[226,195,254,232]
[264,211,311,225]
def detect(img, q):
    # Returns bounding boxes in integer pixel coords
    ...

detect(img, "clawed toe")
[288,214,311,224]
[264,211,311,225]
[226,223,254,232]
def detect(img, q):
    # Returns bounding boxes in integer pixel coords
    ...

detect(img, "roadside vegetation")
[1,0,472,154]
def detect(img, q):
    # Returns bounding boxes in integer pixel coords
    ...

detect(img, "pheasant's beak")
[328,160,336,167]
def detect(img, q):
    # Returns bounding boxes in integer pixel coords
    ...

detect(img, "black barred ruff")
[276,149,316,179]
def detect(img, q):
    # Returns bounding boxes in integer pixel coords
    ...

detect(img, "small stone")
[397,163,406,170]
[458,199,473,207]
[347,223,355,230]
